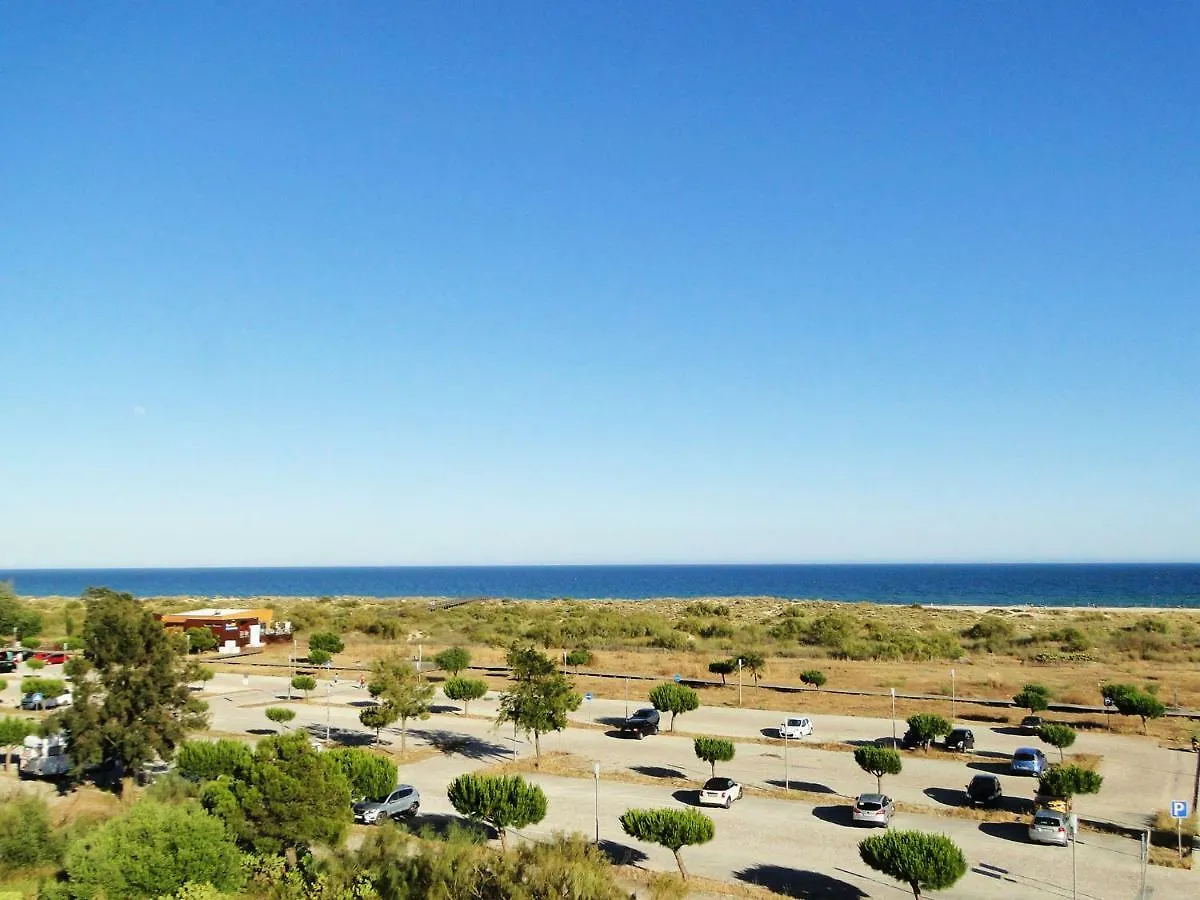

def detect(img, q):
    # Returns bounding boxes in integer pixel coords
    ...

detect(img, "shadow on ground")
[811,805,856,828]
[735,866,867,899]
[403,812,491,842]
[304,724,374,747]
[671,789,702,807]
[246,728,278,736]
[428,704,458,714]
[979,821,1032,844]
[766,779,837,794]
[410,729,509,759]
[604,730,646,740]
[991,726,1033,737]
[760,728,784,739]
[597,840,648,866]
[924,787,1032,815]
[631,765,686,779]
[967,760,1013,775]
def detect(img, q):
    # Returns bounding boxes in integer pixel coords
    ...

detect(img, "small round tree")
[738,653,766,685]
[693,736,735,778]
[905,714,951,751]
[1037,723,1077,762]
[800,670,827,689]
[265,707,296,731]
[1012,683,1051,715]
[326,748,398,801]
[434,647,471,676]
[308,648,332,667]
[184,627,218,653]
[854,746,902,794]
[859,830,967,899]
[649,683,700,732]
[707,659,735,685]
[620,808,715,880]
[309,632,345,656]
[359,702,399,744]
[291,675,317,698]
[24,658,45,673]
[565,649,593,671]
[1038,764,1103,808]
[448,773,547,851]
[443,676,488,715]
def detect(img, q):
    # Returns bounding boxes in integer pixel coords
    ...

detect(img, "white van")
[778,716,814,739]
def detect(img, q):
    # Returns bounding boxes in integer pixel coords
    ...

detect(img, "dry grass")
[1149,846,1193,869]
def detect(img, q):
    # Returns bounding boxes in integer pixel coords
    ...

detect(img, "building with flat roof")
[156,607,291,653]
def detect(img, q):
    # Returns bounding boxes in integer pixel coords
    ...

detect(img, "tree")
[1012,683,1051,715]
[53,587,208,785]
[649,683,700,732]
[184,628,218,653]
[265,707,296,730]
[707,659,735,686]
[184,661,214,690]
[25,658,45,672]
[360,702,399,744]
[308,648,331,667]
[904,714,951,751]
[0,794,58,874]
[0,588,42,641]
[738,653,766,685]
[443,676,488,714]
[309,632,345,656]
[619,808,714,880]
[370,654,434,754]
[326,748,397,801]
[858,830,967,900]
[800,670,827,689]
[0,716,36,773]
[447,773,548,851]
[198,731,352,858]
[176,739,253,781]
[854,746,903,794]
[693,736,735,778]
[21,676,66,703]
[1101,683,1165,733]
[1038,764,1103,804]
[496,646,581,762]
[434,647,471,676]
[1038,723,1077,762]
[291,675,317,698]
[565,648,593,671]
[60,800,243,900]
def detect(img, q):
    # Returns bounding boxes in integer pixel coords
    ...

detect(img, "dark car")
[965,774,1003,807]
[620,708,660,739]
[944,728,975,752]
[1020,715,1045,735]
[0,658,15,674]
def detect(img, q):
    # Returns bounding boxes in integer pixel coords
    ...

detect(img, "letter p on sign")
[1170,800,1189,819]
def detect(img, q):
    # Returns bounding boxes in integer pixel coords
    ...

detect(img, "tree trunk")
[710,761,716,778]
[672,848,688,880]
[670,712,676,732]
[499,827,508,852]
[533,730,541,764]
[719,674,726,686]
[876,773,883,793]
[909,880,921,900]
[2,745,9,773]
[401,717,407,754]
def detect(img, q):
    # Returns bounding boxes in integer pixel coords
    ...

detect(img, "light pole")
[624,676,629,718]
[783,725,789,791]
[593,761,601,844]
[1069,812,1078,900]
[737,658,744,707]
[951,668,956,721]
[890,688,897,746]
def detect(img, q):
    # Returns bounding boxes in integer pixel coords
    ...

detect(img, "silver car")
[852,793,895,827]
[352,784,421,824]
[1028,808,1071,846]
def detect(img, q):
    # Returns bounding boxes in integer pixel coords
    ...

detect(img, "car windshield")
[970,777,995,790]
[703,779,732,791]
[1014,752,1036,762]
[1034,815,1062,828]
[857,801,883,811]
[632,709,654,718]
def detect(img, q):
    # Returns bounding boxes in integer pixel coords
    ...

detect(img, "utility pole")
[737,658,744,707]
[593,762,601,844]
[783,726,789,791]
[890,688,897,746]
[624,676,629,718]
[950,668,956,721]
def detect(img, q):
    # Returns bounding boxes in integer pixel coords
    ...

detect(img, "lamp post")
[737,658,744,707]
[593,761,601,844]
[783,725,789,791]
[951,668,956,721]
[624,676,629,718]
[890,688,897,746]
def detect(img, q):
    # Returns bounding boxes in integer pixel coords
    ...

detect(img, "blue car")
[1011,747,1048,776]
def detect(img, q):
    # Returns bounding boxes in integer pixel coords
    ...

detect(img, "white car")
[698,777,743,808]
[778,716,813,739]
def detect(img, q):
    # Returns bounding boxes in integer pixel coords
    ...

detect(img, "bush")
[649,683,700,731]
[619,808,714,880]
[176,739,253,781]
[308,648,332,666]
[434,647,471,675]
[1012,683,1051,714]
[309,632,345,655]
[693,737,735,778]
[291,675,317,697]
[904,714,950,750]
[442,677,488,714]
[800,670,827,688]
[326,748,397,801]
[565,648,593,669]
[0,794,59,874]
[447,773,547,851]
[858,830,966,899]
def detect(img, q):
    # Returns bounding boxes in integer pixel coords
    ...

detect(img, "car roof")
[856,793,887,803]
[970,773,999,783]
[1014,747,1039,754]
[1034,808,1067,820]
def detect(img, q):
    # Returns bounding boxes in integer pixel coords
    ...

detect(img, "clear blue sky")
[3,3,1197,567]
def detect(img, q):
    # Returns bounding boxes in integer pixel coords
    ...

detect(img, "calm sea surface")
[3,564,1200,607]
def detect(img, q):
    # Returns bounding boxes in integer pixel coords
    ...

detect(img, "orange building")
[155,607,290,651]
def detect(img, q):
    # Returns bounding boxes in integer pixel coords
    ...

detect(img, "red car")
[34,651,68,665]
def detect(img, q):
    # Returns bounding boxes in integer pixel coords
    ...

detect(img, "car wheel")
[375,812,390,825]
[635,731,643,740]
[407,802,420,817]
[725,796,732,809]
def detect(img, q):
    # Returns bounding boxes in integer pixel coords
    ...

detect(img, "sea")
[3,563,1200,608]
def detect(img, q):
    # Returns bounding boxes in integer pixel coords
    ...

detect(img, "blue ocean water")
[3,563,1200,607]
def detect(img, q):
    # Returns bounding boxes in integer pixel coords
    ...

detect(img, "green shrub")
[0,794,60,874]
[176,739,253,781]
[326,748,397,801]
[649,683,700,731]
[693,737,735,777]
[800,670,827,688]
[447,773,547,852]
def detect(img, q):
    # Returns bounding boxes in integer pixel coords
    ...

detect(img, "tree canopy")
[447,773,547,851]
[904,714,951,751]
[360,702,399,744]
[308,632,345,656]
[183,628,218,653]
[1038,764,1103,802]
[693,736,735,778]
[443,676,488,714]
[854,746,903,793]
[496,646,580,761]
[0,587,42,640]
[175,739,253,782]
[1012,683,1051,715]
[1037,723,1077,762]
[619,808,714,880]
[327,747,397,802]
[649,683,700,731]
[858,830,967,900]
[800,669,827,688]
[1101,683,1165,732]
[433,647,471,676]
[0,716,36,773]
[369,654,434,753]
[738,652,766,684]
[707,659,735,685]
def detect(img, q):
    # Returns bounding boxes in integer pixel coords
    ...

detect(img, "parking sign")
[1170,800,1189,819]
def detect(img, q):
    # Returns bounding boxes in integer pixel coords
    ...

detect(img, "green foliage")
[497,646,581,760]
[291,675,317,697]
[447,773,548,851]
[175,739,253,781]
[854,746,903,793]
[433,646,471,675]
[1038,764,1104,800]
[858,830,967,899]
[1101,683,1166,731]
[369,654,434,753]
[800,669,827,688]
[442,676,488,714]
[184,662,214,687]
[60,800,243,900]
[619,808,715,879]
[359,702,399,743]
[308,648,332,667]
[0,588,42,640]
[326,747,397,801]
[693,736,735,777]
[24,658,45,672]
[309,632,345,656]
[707,659,735,685]
[54,587,208,777]
[648,683,700,731]
[20,676,65,698]
[184,628,218,653]
[904,714,951,750]
[565,648,593,669]
[1037,723,1077,761]
[1012,683,1051,714]
[737,652,766,684]
[0,794,59,875]
[199,731,352,855]
[265,707,297,728]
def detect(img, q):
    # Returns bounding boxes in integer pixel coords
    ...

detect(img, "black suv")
[965,774,1002,807]
[944,728,975,751]
[620,708,660,739]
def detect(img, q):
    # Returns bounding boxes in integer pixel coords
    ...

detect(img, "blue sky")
[2,3,1197,567]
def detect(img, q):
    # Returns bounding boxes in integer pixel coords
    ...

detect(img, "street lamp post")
[624,677,629,718]
[783,726,789,791]
[890,688,897,746]
[593,762,601,844]
[737,658,744,707]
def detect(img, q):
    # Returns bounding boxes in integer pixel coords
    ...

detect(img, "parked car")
[944,728,975,751]
[620,708,661,739]
[778,716,814,739]
[134,760,172,786]
[965,774,1003,807]
[1010,747,1048,776]
[21,691,72,711]
[698,777,743,808]
[852,793,895,826]
[352,785,421,824]
[1028,808,1071,846]
[33,651,68,665]
[0,658,15,674]
[1020,715,1045,735]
